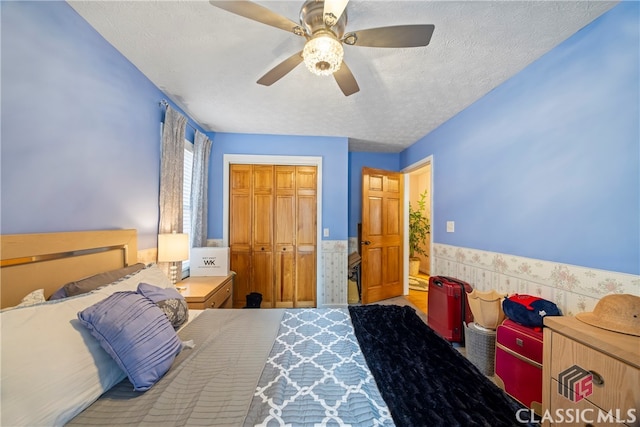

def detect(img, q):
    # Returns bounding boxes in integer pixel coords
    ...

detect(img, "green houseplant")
[409,189,430,276]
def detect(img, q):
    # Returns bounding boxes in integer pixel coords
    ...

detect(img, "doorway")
[404,156,433,299]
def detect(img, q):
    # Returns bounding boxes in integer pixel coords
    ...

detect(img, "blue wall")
[1,1,349,248]
[347,152,400,238]
[210,133,349,241]
[400,2,639,275]
[1,1,204,249]
[3,1,637,276]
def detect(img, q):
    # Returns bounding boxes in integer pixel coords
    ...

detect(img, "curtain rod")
[159,99,198,133]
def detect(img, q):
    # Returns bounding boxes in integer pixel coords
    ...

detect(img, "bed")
[1,230,527,426]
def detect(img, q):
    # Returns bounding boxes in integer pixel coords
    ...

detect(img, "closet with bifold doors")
[229,164,317,308]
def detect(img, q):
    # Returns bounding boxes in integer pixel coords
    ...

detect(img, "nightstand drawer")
[179,273,235,310]
[202,280,232,309]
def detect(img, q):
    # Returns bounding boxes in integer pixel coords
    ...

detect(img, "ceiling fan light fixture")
[302,34,343,76]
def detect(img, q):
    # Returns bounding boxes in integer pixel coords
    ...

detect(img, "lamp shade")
[157,233,189,263]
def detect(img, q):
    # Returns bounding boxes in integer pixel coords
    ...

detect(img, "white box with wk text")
[189,247,229,276]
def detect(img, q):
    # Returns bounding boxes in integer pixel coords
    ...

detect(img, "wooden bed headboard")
[1,229,138,309]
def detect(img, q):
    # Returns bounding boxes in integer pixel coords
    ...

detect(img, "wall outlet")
[446,221,455,233]
[323,228,329,237]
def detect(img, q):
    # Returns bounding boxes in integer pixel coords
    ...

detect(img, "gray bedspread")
[68,309,284,426]
[68,308,392,426]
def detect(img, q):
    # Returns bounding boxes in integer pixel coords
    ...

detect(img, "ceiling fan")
[209,0,435,96]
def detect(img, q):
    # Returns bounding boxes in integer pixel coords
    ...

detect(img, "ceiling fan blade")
[209,1,303,36]
[334,61,359,96]
[323,0,349,26]
[346,24,435,48]
[257,51,304,86]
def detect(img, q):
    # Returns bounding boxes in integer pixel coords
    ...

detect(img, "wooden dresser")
[542,316,639,426]
[177,273,234,309]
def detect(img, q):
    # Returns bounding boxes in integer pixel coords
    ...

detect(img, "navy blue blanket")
[349,305,526,426]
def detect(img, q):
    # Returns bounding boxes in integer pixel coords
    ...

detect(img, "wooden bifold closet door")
[229,164,317,308]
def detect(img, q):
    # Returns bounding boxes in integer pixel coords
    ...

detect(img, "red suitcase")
[427,276,473,343]
[495,319,544,415]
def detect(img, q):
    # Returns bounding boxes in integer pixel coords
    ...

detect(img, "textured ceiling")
[68,0,617,152]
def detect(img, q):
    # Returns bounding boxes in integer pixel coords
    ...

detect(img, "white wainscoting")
[433,243,640,316]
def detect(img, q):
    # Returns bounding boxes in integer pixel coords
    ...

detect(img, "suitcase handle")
[432,276,464,287]
[438,276,468,287]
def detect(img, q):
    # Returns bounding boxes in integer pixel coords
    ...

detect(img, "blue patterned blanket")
[245,308,394,426]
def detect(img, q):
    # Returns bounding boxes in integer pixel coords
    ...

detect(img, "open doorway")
[405,157,432,297]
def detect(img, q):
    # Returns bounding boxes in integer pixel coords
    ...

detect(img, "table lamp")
[157,231,189,287]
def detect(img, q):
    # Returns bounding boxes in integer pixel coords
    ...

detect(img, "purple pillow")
[77,291,182,391]
[137,283,189,330]
[48,286,68,301]
[49,263,146,300]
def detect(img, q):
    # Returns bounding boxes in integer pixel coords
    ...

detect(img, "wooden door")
[252,165,274,308]
[229,164,317,308]
[274,166,296,307]
[361,167,404,304]
[295,166,317,307]
[229,165,252,306]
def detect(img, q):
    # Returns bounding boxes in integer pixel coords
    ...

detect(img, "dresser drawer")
[549,332,640,417]
[548,379,629,427]
[201,280,232,309]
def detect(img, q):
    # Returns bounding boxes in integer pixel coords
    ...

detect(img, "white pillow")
[0,264,173,426]
[15,288,46,307]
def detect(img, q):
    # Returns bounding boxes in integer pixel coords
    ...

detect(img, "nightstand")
[177,272,234,309]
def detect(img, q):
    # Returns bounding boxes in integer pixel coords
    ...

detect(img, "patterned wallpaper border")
[433,243,640,316]
[199,240,640,315]
[321,240,349,307]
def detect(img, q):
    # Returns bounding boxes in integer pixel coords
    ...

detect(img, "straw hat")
[575,294,640,337]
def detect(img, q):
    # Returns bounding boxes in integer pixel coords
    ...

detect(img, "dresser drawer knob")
[589,370,604,386]
[210,301,216,308]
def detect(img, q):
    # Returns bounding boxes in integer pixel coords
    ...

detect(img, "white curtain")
[190,130,212,247]
[158,106,187,274]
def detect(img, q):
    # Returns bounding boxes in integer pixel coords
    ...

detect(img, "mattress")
[68,304,527,426]
[67,308,391,426]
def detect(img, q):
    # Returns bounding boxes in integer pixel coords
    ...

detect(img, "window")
[182,140,193,276]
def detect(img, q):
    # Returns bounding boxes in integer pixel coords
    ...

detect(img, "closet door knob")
[361,240,371,245]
